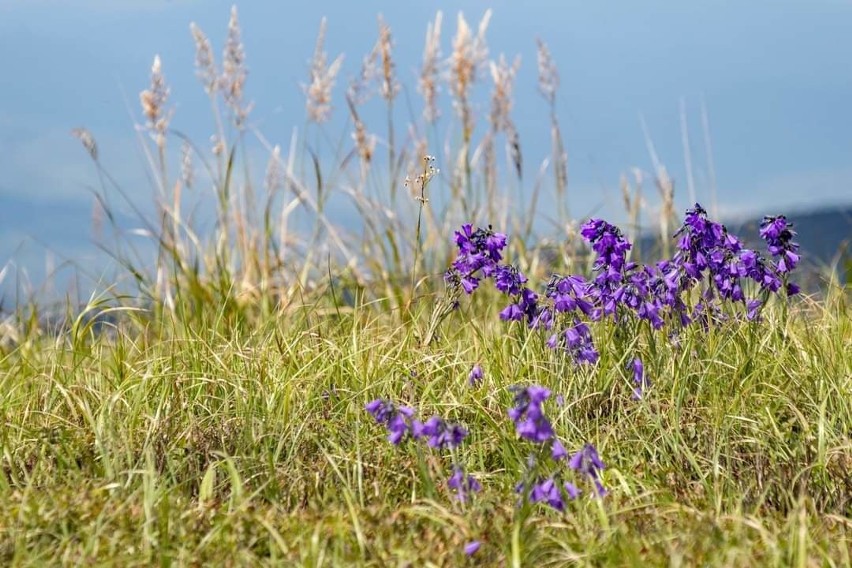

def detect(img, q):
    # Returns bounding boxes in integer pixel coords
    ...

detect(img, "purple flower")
[530,477,564,511]
[449,225,510,291]
[494,265,527,295]
[464,541,481,556]
[366,399,417,445]
[746,299,763,321]
[447,466,481,502]
[551,439,568,461]
[413,416,468,449]
[549,321,599,365]
[508,386,554,443]
[569,444,607,496]
[629,357,649,400]
[468,364,483,386]
[499,303,524,322]
[564,482,580,499]
[529,477,570,511]
[580,218,632,272]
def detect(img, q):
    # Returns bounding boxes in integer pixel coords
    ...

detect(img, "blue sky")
[1,0,851,298]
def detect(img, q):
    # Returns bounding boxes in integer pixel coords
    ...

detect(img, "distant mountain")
[639,204,852,286]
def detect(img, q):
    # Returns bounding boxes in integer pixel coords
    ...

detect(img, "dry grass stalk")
[346,95,375,167]
[71,128,98,161]
[419,11,442,124]
[304,17,344,123]
[449,10,491,143]
[377,15,399,102]
[488,54,522,184]
[507,125,522,180]
[348,48,377,106]
[221,6,251,126]
[488,54,520,134]
[536,39,568,221]
[190,22,218,95]
[482,133,497,214]
[139,55,170,151]
[536,38,559,105]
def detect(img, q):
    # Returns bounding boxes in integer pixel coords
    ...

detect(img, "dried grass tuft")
[221,6,251,126]
[304,18,344,123]
[139,55,170,150]
[419,11,443,124]
[449,10,491,143]
[536,38,559,105]
[376,15,399,102]
[190,22,218,95]
[488,54,521,135]
[71,127,98,162]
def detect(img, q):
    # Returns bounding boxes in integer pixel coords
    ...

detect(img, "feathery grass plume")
[346,95,375,168]
[139,55,170,153]
[189,21,229,177]
[449,10,491,144]
[419,11,443,124]
[488,54,520,135]
[190,22,218,95]
[536,38,559,106]
[376,15,401,200]
[304,17,344,123]
[488,53,522,195]
[536,39,569,224]
[376,15,399,102]
[221,6,251,127]
[347,47,377,106]
[71,127,98,162]
[139,52,173,236]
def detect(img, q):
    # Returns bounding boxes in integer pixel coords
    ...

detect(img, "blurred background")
[1,0,850,303]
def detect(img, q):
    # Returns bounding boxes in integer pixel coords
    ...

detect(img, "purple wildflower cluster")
[448,203,801,370]
[508,385,555,443]
[445,224,510,295]
[365,399,417,445]
[445,224,541,325]
[670,204,801,323]
[760,215,801,277]
[414,416,469,450]
[365,398,480,502]
[508,385,607,511]
[366,399,468,449]
[447,465,482,503]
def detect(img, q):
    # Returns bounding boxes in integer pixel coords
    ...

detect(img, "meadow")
[1,7,851,567]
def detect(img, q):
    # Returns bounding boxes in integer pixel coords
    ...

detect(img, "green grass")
[4,7,852,566]
[0,287,849,566]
